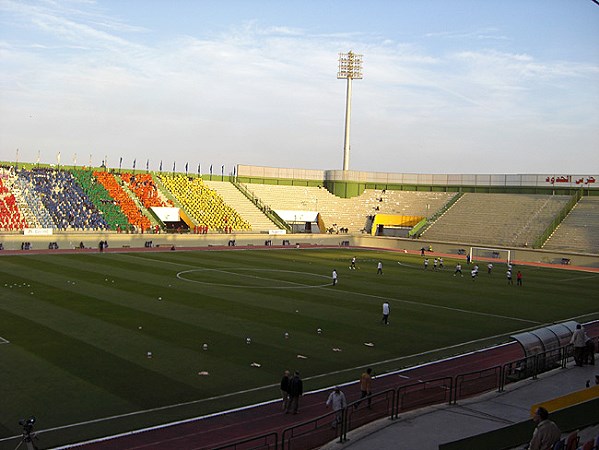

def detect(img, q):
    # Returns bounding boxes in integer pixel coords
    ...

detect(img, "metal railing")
[212,432,278,450]
[454,366,502,403]
[230,179,291,232]
[397,377,452,415]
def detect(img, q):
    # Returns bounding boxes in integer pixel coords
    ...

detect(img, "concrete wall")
[2,232,598,269]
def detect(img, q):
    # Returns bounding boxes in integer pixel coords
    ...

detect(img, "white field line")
[325,285,541,325]
[174,264,540,324]
[559,273,599,283]
[176,268,330,289]
[0,336,9,344]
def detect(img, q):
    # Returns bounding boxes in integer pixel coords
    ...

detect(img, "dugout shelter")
[510,321,579,376]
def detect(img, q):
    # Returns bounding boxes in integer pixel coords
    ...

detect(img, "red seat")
[565,431,578,450]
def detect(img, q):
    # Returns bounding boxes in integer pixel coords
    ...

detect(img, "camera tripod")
[13,430,39,450]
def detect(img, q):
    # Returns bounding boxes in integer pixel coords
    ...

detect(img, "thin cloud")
[0,1,597,173]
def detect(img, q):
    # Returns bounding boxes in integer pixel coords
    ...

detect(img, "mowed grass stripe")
[0,338,137,433]
[0,308,195,408]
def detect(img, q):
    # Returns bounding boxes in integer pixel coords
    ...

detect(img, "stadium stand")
[94,171,151,232]
[203,180,279,232]
[543,196,599,254]
[240,183,455,233]
[16,168,108,230]
[159,175,251,232]
[2,167,56,229]
[0,174,29,231]
[120,173,172,210]
[421,193,571,247]
[71,169,131,231]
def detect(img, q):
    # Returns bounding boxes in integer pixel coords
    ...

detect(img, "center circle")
[176,268,331,289]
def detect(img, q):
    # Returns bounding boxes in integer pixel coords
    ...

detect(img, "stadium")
[1,160,598,450]
[2,2,599,449]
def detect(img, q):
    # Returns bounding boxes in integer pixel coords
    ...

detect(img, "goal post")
[469,247,511,265]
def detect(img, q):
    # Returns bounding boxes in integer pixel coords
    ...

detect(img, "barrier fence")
[397,377,452,414]
[212,432,278,450]
[212,342,596,450]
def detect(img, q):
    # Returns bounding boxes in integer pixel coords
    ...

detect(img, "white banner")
[151,207,180,222]
[23,228,53,236]
[268,229,287,235]
[275,210,319,222]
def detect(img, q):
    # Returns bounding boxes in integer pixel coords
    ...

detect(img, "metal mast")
[337,51,363,171]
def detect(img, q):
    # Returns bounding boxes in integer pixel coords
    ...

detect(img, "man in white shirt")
[326,386,347,429]
[570,324,588,366]
[382,302,390,324]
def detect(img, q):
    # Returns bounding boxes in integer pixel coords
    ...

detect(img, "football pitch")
[0,247,597,447]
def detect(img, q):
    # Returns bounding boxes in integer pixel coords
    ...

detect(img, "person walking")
[286,371,303,414]
[382,302,390,325]
[280,370,290,411]
[325,386,347,430]
[377,261,383,275]
[354,368,373,409]
[332,269,338,286]
[516,271,523,286]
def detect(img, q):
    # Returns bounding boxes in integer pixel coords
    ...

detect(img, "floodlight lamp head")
[337,51,363,79]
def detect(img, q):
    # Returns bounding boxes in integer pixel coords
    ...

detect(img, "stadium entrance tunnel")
[510,321,578,378]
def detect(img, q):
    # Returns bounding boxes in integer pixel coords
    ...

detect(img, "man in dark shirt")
[286,371,303,414]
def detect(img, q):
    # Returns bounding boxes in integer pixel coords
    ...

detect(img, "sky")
[1,0,598,175]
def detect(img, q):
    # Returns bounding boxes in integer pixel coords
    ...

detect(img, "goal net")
[469,247,511,265]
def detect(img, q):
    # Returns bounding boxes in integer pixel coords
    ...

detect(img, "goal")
[469,247,511,265]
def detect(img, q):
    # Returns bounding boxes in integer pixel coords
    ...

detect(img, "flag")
[159,160,163,171]
[209,164,213,174]
[57,151,61,165]
[36,150,40,165]
[133,159,136,170]
[173,161,176,172]
[185,162,188,175]
[197,163,201,175]
[233,166,236,176]
[221,164,224,174]
[146,159,149,171]
[119,156,122,169]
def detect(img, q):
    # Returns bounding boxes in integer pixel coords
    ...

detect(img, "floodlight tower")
[337,51,363,171]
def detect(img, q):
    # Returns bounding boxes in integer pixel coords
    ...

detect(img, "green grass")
[0,248,597,448]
